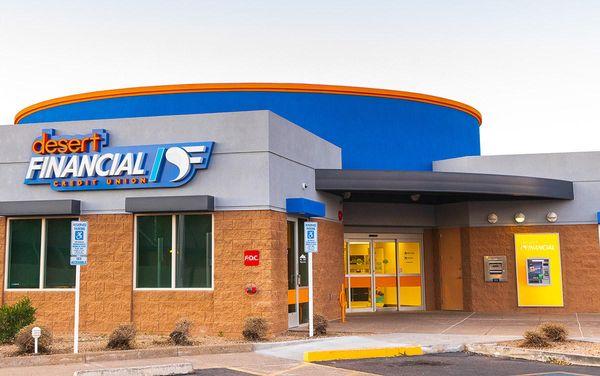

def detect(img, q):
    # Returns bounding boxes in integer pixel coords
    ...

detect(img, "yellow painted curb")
[303,346,424,362]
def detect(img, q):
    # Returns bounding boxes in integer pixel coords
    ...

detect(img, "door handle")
[297,273,301,286]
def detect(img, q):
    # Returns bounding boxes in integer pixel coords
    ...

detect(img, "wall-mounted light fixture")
[514,212,526,224]
[487,213,498,224]
[546,212,558,223]
[410,193,421,202]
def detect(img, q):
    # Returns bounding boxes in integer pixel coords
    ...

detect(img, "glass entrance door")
[346,242,373,311]
[287,220,299,327]
[345,235,424,312]
[398,241,423,309]
[287,218,309,328]
[374,241,398,310]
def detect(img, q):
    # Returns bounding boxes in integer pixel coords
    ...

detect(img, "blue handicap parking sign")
[75,230,84,240]
[304,222,318,253]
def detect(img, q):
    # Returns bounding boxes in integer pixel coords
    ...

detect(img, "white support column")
[73,265,81,354]
[308,251,314,337]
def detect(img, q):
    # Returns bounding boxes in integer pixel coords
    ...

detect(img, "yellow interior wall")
[400,287,422,306]
[398,242,420,274]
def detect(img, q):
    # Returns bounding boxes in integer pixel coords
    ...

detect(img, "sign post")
[70,221,88,354]
[304,222,318,337]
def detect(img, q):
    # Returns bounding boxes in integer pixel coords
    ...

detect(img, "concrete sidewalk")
[323,311,600,337]
[6,311,600,375]
[0,351,371,376]
[255,333,519,361]
[0,333,522,376]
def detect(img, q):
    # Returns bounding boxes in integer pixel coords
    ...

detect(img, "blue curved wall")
[19,91,480,171]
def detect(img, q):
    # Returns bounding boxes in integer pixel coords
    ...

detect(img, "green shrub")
[0,297,36,343]
[14,325,52,354]
[521,330,550,348]
[314,314,328,336]
[107,323,136,350]
[242,317,268,341]
[539,322,569,342]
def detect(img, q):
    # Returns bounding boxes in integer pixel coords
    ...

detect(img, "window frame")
[133,212,214,291]
[4,216,78,292]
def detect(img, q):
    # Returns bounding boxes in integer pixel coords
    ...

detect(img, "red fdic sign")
[244,250,260,266]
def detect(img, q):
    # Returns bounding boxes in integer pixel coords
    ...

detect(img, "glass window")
[7,217,76,289]
[8,219,42,289]
[176,215,212,288]
[136,214,212,289]
[136,215,172,288]
[45,218,76,288]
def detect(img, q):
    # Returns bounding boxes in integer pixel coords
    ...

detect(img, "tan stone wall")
[2,214,134,334]
[214,210,288,337]
[464,224,600,313]
[313,219,344,320]
[131,210,289,337]
[3,291,75,332]
[79,214,134,333]
[0,210,328,337]
[133,291,214,335]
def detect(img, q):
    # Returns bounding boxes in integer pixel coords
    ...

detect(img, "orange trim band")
[14,83,482,125]
[288,287,309,305]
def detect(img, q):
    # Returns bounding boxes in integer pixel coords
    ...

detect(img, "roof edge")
[14,82,482,125]
[315,169,574,201]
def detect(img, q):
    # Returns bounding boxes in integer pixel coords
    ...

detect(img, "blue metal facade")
[18,91,480,171]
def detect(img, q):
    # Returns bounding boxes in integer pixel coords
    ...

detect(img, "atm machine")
[526,258,551,285]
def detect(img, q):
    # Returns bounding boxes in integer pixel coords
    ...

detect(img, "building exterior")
[0,83,596,338]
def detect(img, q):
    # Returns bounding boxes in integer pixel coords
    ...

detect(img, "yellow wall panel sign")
[514,233,564,307]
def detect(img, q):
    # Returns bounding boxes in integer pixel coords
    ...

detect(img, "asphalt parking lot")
[320,352,600,376]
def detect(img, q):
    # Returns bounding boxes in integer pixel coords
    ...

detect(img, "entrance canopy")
[315,170,574,204]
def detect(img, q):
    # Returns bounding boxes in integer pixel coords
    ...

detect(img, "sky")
[1,1,599,155]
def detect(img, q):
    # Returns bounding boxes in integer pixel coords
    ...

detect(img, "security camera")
[302,182,309,189]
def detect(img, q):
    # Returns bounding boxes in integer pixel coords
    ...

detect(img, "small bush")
[0,297,36,343]
[242,317,268,341]
[169,319,193,346]
[521,330,550,348]
[314,314,328,336]
[539,322,568,342]
[14,325,52,354]
[107,323,136,350]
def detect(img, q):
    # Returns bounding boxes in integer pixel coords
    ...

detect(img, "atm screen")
[527,258,551,286]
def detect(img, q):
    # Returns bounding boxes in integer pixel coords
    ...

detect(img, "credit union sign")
[24,129,214,191]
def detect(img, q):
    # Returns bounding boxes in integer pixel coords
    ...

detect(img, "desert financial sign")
[24,129,214,191]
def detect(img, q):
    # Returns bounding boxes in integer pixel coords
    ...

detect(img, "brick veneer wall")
[2,214,134,333]
[312,219,344,320]
[132,210,289,337]
[79,214,134,332]
[0,210,298,338]
[464,224,600,313]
